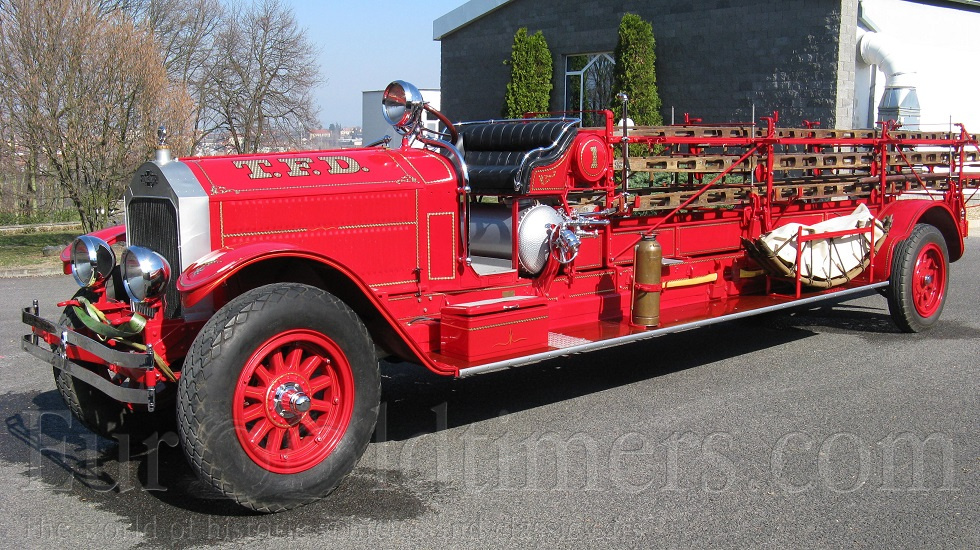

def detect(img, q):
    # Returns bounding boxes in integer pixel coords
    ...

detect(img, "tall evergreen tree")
[503,28,553,118]
[611,13,663,126]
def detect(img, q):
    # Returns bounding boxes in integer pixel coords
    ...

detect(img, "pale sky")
[288,1,468,129]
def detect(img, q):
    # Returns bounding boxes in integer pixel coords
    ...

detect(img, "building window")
[565,53,615,127]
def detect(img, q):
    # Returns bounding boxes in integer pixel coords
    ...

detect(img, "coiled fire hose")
[65,296,176,382]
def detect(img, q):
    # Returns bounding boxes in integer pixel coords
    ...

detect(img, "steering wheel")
[422,105,459,144]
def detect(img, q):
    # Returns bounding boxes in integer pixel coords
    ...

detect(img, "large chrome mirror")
[382,80,424,135]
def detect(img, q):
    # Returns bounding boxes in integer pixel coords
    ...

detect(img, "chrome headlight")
[121,246,171,303]
[70,236,116,288]
[382,80,424,135]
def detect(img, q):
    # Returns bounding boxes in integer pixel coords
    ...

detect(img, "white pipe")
[858,31,916,88]
[858,31,920,128]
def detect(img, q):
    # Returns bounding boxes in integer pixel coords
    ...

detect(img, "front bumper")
[21,303,158,411]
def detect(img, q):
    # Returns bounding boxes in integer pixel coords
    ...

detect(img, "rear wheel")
[177,283,379,512]
[887,224,949,332]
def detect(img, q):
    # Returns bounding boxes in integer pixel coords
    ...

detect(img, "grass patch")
[0,209,80,226]
[0,231,77,269]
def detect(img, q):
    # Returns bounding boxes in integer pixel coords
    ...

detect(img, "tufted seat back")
[458,120,578,193]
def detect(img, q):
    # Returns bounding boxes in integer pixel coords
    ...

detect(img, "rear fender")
[874,200,963,280]
[176,243,456,376]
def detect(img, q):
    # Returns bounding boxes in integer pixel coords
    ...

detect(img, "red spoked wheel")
[909,242,946,319]
[887,224,949,333]
[233,329,354,474]
[178,283,380,512]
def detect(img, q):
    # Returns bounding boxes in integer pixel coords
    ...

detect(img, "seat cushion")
[462,121,573,152]
[460,120,578,194]
[467,165,521,192]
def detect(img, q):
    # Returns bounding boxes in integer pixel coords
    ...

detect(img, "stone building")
[434,0,980,130]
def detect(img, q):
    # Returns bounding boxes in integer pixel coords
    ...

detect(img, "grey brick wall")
[440,0,857,128]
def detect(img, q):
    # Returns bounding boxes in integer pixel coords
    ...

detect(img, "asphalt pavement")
[0,255,977,548]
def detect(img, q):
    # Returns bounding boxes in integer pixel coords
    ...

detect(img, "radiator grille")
[127,198,181,318]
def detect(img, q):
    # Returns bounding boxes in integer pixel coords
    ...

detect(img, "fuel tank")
[469,202,563,274]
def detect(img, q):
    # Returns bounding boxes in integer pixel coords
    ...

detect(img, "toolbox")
[439,296,549,362]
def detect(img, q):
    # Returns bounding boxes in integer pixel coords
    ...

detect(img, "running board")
[456,282,889,377]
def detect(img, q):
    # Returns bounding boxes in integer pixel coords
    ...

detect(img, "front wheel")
[54,288,173,445]
[177,283,380,512]
[887,224,949,332]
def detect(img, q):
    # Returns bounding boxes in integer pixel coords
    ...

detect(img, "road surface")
[0,256,977,548]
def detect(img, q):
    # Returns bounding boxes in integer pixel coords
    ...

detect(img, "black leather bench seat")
[458,120,578,194]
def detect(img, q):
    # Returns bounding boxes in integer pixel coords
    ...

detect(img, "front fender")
[177,242,369,307]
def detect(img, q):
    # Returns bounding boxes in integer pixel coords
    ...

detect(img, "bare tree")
[210,0,320,153]
[132,0,223,155]
[0,0,192,231]
[0,0,321,228]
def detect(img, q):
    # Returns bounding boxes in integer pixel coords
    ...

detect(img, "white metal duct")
[859,31,920,129]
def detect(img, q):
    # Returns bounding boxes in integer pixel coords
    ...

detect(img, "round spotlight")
[382,80,424,135]
[121,246,171,303]
[70,236,116,288]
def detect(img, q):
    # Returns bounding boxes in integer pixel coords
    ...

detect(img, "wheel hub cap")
[274,382,312,421]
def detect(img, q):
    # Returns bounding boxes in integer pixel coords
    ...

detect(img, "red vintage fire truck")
[22,81,977,511]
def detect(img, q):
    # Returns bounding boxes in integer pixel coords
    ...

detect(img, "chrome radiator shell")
[124,160,210,318]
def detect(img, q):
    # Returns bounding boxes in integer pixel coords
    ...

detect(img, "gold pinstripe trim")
[224,228,309,238]
[415,190,420,270]
[389,151,421,182]
[209,174,419,195]
[566,289,618,299]
[219,202,225,247]
[530,165,566,191]
[553,270,616,284]
[427,212,456,281]
[336,221,416,230]
[442,315,548,332]
[389,297,416,302]
[191,160,223,195]
[370,279,416,288]
[387,290,451,302]
[493,330,528,347]
[566,270,615,279]
[222,222,415,239]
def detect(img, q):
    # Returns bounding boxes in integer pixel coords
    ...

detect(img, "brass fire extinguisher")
[632,234,662,327]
